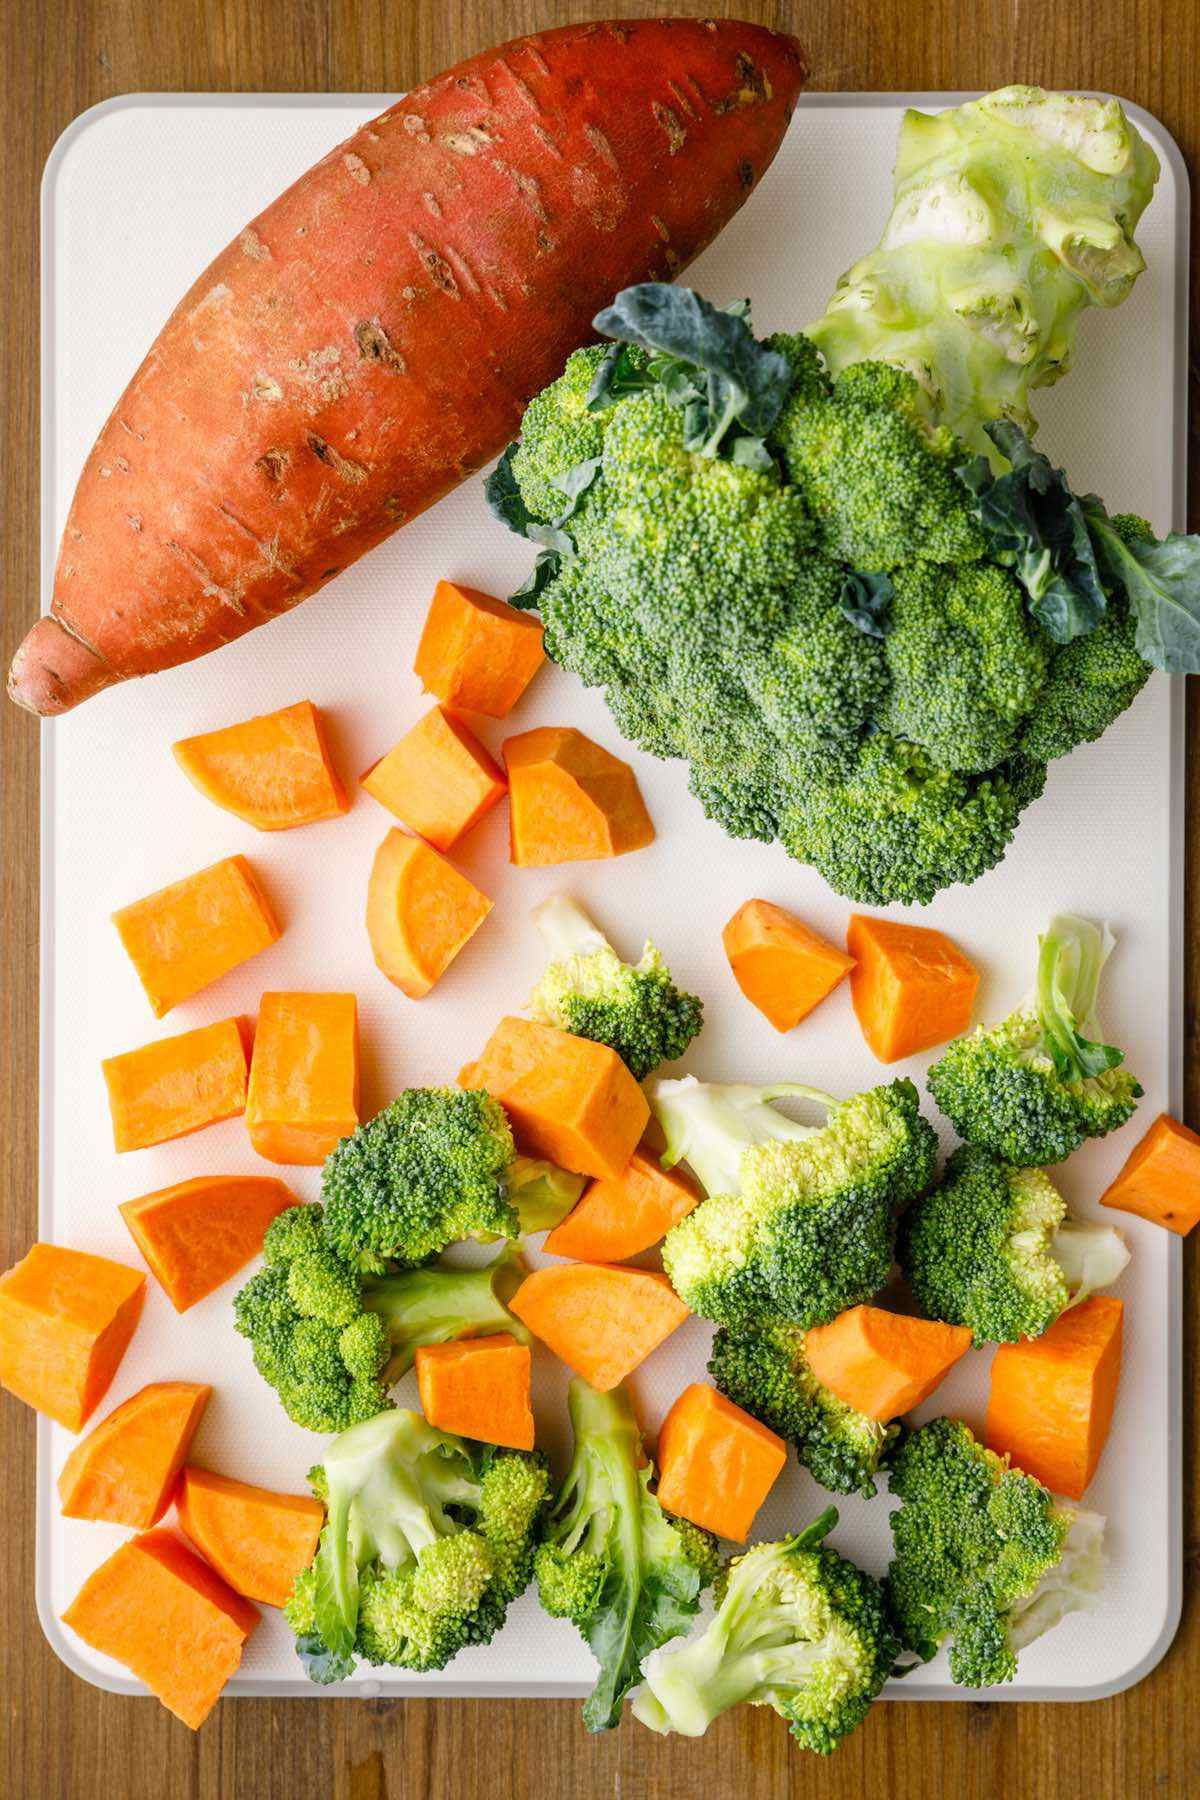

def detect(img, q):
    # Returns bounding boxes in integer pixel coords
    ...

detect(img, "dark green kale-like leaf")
[840,570,893,638]
[1084,502,1200,673]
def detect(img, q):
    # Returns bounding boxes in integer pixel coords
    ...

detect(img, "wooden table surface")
[3,1,1198,1794]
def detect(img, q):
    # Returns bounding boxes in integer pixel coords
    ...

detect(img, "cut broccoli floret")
[533,1378,718,1732]
[709,1322,897,1496]
[885,1418,1106,1686]
[632,1508,897,1751]
[652,1076,937,1329]
[899,1144,1129,1344]
[528,894,703,1081]
[928,914,1142,1164]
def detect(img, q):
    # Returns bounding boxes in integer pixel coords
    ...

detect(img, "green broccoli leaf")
[293,1632,354,1686]
[840,570,893,639]
[1083,504,1200,673]
[486,444,602,605]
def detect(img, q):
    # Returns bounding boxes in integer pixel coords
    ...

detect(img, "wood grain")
[1,1,1197,1795]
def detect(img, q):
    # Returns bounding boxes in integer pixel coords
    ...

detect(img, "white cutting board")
[36,93,1187,1705]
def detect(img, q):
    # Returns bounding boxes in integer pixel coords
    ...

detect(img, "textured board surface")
[38,93,1186,1701]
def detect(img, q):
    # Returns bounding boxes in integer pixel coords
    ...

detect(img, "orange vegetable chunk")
[102,1018,249,1151]
[1099,1112,1200,1234]
[362,707,506,850]
[173,700,349,830]
[656,1383,785,1542]
[846,913,980,1063]
[62,1528,259,1729]
[543,1148,699,1262]
[58,1381,211,1527]
[465,1016,648,1178]
[986,1296,1124,1500]
[415,580,545,718]
[509,1263,687,1391]
[415,1334,535,1449]
[722,899,855,1032]
[366,828,492,998]
[119,1175,297,1311]
[246,992,358,1165]
[804,1306,972,1422]
[504,727,654,866]
[113,854,281,1018]
[0,1244,146,1430]
[176,1467,325,1608]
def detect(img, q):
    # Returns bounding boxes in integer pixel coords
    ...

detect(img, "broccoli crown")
[885,1418,1105,1686]
[655,1077,938,1330]
[321,1088,519,1271]
[709,1322,897,1496]
[633,1509,897,1751]
[741,556,888,743]
[533,1378,718,1732]
[928,915,1142,1164]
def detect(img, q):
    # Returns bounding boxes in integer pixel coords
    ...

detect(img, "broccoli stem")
[1036,915,1125,1081]
[532,894,611,963]
[1052,1218,1130,1297]
[649,1077,838,1198]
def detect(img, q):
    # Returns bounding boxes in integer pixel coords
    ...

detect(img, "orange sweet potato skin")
[10,21,806,715]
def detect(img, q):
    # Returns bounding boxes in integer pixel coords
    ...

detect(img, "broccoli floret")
[885,1418,1106,1686]
[533,1379,717,1732]
[928,914,1142,1164]
[510,344,615,521]
[652,1076,937,1329]
[321,1088,519,1272]
[899,1145,1129,1344]
[741,556,888,742]
[709,1323,897,1496]
[288,1409,550,1682]
[879,560,1049,771]
[527,894,703,1081]
[632,1508,897,1751]
[233,1248,391,1435]
[779,736,1046,907]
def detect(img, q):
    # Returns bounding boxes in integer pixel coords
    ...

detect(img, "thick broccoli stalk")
[533,1379,718,1733]
[528,894,703,1081]
[885,1418,1106,1686]
[928,914,1143,1164]
[899,1145,1129,1344]
[709,1323,897,1497]
[632,1508,897,1751]
[652,1076,937,1329]
[365,1246,532,1377]
[806,88,1159,456]
[505,1156,586,1237]
[286,1410,550,1683]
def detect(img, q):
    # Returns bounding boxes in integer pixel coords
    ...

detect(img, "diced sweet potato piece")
[986,1296,1124,1500]
[0,1244,146,1430]
[723,899,855,1032]
[543,1148,699,1262]
[176,1467,325,1608]
[62,1529,259,1729]
[102,1018,249,1151]
[504,727,654,865]
[112,855,281,1018]
[656,1383,786,1542]
[415,1334,535,1449]
[362,707,506,850]
[173,700,349,830]
[1099,1113,1200,1234]
[509,1263,687,1390]
[366,828,493,998]
[58,1381,211,1526]
[464,1016,648,1178]
[415,580,545,718]
[119,1176,296,1312]
[847,913,979,1063]
[803,1306,972,1421]
[246,992,358,1165]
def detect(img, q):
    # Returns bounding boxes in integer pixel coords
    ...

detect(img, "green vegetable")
[533,1378,718,1732]
[505,1156,586,1237]
[631,1508,897,1752]
[709,1323,897,1497]
[284,1410,550,1683]
[885,1418,1106,1686]
[651,1075,937,1329]
[898,1145,1130,1345]
[528,893,703,1081]
[928,914,1143,1165]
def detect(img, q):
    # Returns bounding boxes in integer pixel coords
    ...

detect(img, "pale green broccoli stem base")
[1008,1508,1106,1649]
[649,1077,837,1198]
[532,894,611,963]
[1036,914,1124,1080]
[1052,1218,1130,1299]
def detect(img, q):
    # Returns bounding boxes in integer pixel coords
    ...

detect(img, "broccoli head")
[533,1378,717,1732]
[885,1418,1106,1686]
[632,1508,897,1752]
[653,1076,937,1330]
[928,914,1142,1164]
[899,1144,1129,1344]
